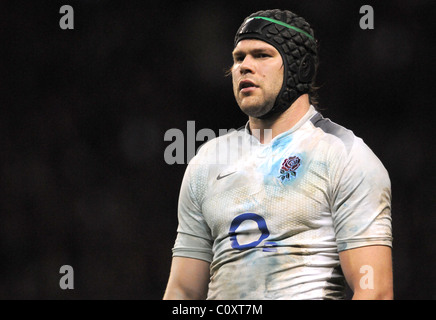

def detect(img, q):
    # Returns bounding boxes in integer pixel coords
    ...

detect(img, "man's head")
[232,9,318,119]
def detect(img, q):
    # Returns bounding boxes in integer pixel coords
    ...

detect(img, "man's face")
[232,39,284,118]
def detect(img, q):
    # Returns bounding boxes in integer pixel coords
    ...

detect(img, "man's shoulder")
[309,112,388,176]
[309,112,356,156]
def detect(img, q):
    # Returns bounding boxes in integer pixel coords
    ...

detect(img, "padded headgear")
[234,9,318,119]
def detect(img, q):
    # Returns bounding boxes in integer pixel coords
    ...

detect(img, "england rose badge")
[278,156,301,181]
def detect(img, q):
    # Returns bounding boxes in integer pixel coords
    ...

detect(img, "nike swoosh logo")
[216,171,237,180]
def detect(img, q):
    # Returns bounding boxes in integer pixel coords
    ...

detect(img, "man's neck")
[248,94,311,144]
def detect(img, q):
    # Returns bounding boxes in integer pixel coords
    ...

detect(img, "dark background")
[0,0,434,299]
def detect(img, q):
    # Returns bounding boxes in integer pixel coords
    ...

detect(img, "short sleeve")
[172,161,213,263]
[331,138,393,252]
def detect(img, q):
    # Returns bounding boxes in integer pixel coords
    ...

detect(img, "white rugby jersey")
[172,106,392,300]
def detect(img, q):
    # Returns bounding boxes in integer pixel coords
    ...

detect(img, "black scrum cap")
[234,9,318,119]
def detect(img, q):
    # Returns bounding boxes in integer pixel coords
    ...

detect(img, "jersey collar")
[243,105,318,144]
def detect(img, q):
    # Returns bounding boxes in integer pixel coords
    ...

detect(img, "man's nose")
[240,55,255,74]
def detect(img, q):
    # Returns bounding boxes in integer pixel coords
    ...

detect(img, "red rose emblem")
[278,156,301,181]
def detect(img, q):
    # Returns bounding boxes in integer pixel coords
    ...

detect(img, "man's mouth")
[239,80,258,93]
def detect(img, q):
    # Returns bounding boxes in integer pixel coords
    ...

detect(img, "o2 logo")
[228,213,277,251]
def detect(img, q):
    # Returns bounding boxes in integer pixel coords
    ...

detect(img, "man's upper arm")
[331,138,393,299]
[165,158,213,300]
[163,257,210,300]
[332,137,393,251]
[172,160,213,262]
[339,245,393,299]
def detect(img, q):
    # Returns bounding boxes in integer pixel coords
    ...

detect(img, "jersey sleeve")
[172,160,213,263]
[331,137,393,252]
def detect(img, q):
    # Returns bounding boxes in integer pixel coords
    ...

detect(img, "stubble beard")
[236,93,276,119]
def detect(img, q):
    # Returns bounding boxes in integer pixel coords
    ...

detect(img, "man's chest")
[201,149,333,243]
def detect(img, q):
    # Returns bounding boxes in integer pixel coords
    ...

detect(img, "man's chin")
[239,103,272,118]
